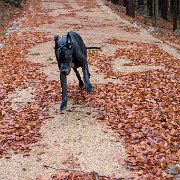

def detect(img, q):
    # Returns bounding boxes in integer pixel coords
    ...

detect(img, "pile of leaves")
[65,0,73,9]
[20,0,54,28]
[122,27,140,33]
[61,23,115,30]
[0,0,60,156]
[0,31,55,156]
[82,38,180,178]
[38,169,123,180]
[75,0,97,9]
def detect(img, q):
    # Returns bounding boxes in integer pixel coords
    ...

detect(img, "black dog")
[54,31,101,110]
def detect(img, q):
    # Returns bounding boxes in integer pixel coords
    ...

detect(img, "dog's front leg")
[60,72,67,110]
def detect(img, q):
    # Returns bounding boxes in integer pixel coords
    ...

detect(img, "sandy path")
[1,0,179,179]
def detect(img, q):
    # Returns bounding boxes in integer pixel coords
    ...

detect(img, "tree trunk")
[148,0,153,16]
[134,0,138,7]
[161,0,168,20]
[173,0,178,31]
[144,0,148,24]
[124,0,127,7]
[167,0,171,19]
[152,0,155,25]
[126,0,135,18]
[152,0,158,27]
[155,0,159,23]
[111,0,117,4]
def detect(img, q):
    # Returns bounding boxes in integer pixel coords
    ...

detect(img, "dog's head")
[54,33,73,75]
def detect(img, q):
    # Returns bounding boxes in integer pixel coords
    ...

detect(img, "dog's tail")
[86,46,102,52]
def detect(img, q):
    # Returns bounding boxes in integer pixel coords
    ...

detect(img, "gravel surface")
[2,0,178,179]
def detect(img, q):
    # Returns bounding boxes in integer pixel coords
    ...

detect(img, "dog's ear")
[54,35,59,41]
[54,35,59,50]
[66,32,73,49]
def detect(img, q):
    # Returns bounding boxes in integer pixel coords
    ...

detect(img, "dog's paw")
[79,80,84,88]
[85,84,93,93]
[60,99,67,111]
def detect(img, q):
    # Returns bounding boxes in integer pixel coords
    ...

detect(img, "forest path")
[0,0,179,179]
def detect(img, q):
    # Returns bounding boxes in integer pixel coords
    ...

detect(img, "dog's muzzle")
[60,63,71,75]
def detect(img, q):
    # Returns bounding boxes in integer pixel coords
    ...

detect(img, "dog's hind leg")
[79,55,93,93]
[73,67,84,88]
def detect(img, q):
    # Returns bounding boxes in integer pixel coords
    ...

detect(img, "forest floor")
[0,0,179,179]
[0,0,24,42]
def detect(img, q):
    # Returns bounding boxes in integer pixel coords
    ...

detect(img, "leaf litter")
[0,0,180,179]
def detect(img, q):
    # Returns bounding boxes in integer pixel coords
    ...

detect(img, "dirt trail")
[0,0,179,179]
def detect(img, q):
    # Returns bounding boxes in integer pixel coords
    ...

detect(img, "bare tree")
[144,0,148,24]
[173,0,178,31]
[161,0,168,20]
[152,0,158,27]
[148,0,153,16]
[126,0,136,18]
[124,0,128,7]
